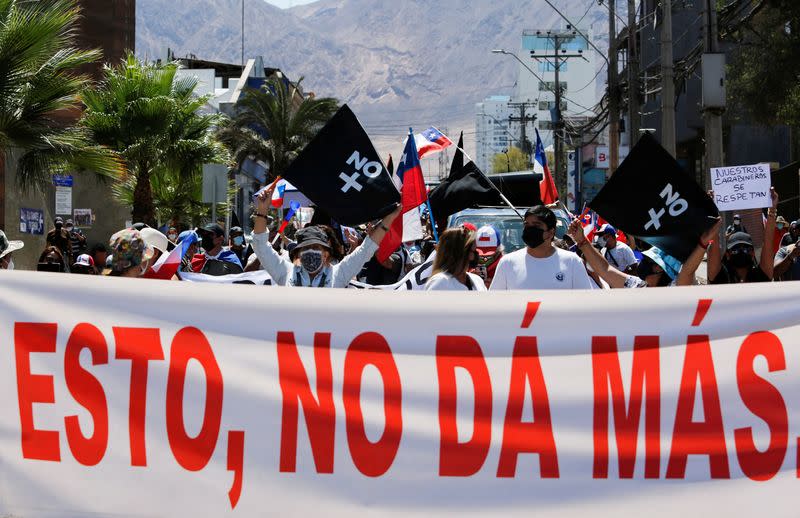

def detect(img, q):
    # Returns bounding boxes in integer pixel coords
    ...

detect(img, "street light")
[502,148,511,173]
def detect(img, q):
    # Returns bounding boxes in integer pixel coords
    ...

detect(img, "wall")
[3,151,130,270]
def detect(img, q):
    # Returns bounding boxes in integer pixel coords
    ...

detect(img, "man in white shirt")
[596,224,637,273]
[489,205,592,290]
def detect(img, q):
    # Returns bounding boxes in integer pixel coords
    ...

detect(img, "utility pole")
[608,0,621,172]
[627,0,640,147]
[661,0,676,156]
[241,0,245,66]
[507,101,537,166]
[528,29,584,188]
[702,0,726,230]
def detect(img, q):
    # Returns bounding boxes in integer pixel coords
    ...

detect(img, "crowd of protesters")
[1,186,796,291]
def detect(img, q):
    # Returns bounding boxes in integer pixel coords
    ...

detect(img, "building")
[172,53,304,231]
[76,0,135,79]
[636,1,793,244]
[1,0,135,269]
[514,28,599,150]
[474,95,513,174]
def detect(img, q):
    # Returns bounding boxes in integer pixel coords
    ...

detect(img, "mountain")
[136,0,610,161]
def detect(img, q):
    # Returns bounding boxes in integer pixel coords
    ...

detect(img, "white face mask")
[597,236,607,248]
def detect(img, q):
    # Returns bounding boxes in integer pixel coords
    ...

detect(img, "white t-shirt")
[489,247,593,290]
[601,242,637,272]
[425,272,487,291]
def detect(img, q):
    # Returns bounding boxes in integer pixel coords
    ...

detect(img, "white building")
[515,28,599,149]
[474,95,513,174]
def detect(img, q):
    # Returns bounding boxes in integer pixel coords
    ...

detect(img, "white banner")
[1,271,800,517]
[711,163,772,211]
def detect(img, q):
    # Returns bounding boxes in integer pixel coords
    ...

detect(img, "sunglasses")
[730,246,753,254]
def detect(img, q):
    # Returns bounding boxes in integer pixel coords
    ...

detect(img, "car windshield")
[452,211,570,253]
[452,216,526,252]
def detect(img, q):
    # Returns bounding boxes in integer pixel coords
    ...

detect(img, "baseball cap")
[597,224,617,236]
[462,222,478,232]
[200,223,225,236]
[475,225,500,256]
[54,216,63,224]
[109,229,154,272]
[139,227,169,254]
[65,218,74,226]
[0,229,24,259]
[230,226,243,235]
[73,253,95,268]
[294,226,331,250]
[727,231,753,250]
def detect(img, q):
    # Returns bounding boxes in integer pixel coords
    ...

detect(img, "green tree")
[728,0,800,125]
[0,0,121,190]
[216,77,339,181]
[80,54,227,225]
[492,147,528,173]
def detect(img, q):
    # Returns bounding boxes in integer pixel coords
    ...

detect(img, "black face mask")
[55,223,62,230]
[729,253,752,268]
[201,235,216,251]
[522,226,546,249]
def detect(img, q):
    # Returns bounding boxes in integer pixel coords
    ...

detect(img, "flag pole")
[454,144,525,221]
[410,127,440,243]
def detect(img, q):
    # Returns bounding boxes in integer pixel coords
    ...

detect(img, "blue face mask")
[233,236,244,247]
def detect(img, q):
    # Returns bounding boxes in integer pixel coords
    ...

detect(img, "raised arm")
[759,187,779,279]
[677,218,721,286]
[567,219,630,289]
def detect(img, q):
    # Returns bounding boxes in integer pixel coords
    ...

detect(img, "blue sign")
[19,208,44,235]
[52,174,73,187]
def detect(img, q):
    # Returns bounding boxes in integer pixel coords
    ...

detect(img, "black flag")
[588,133,719,261]
[428,157,504,228]
[280,105,400,226]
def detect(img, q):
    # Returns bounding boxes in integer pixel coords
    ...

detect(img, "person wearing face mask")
[709,188,778,284]
[425,226,486,291]
[251,183,401,287]
[779,220,799,247]
[228,226,246,263]
[192,223,243,275]
[596,224,637,273]
[725,213,746,237]
[108,228,155,278]
[166,226,179,243]
[46,216,73,267]
[490,205,592,290]
[0,229,24,270]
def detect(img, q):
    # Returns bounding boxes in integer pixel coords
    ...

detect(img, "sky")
[261,0,317,8]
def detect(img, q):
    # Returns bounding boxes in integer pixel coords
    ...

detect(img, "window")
[538,61,568,73]
[538,100,568,111]
[538,81,568,92]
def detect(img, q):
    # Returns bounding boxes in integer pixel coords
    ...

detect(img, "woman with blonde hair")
[425,226,485,291]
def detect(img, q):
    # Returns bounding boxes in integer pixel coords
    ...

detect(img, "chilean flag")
[377,132,428,262]
[271,179,290,208]
[278,200,301,235]
[533,129,558,205]
[409,126,453,159]
[145,231,198,280]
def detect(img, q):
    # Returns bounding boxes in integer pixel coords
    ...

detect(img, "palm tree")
[0,0,122,190]
[80,54,227,225]
[216,76,338,181]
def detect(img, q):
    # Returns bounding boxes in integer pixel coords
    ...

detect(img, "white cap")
[475,225,500,253]
[139,227,169,253]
